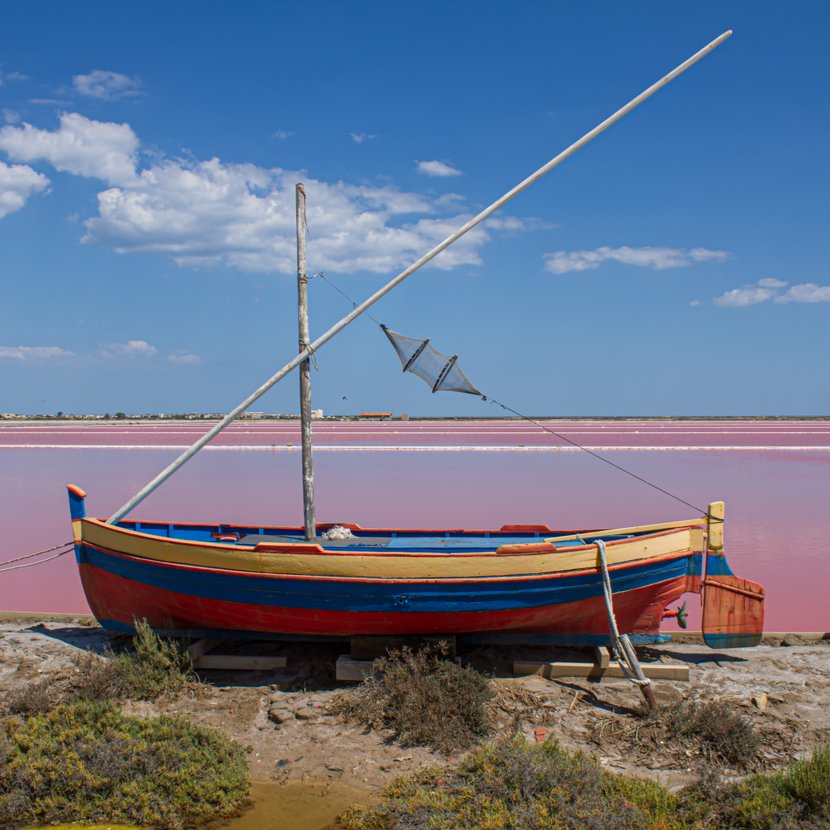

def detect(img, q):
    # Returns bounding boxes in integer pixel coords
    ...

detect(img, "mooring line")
[0,544,73,573]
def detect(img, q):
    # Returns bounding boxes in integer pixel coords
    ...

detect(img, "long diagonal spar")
[107,30,732,524]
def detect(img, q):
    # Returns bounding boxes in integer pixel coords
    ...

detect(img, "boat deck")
[116,520,636,553]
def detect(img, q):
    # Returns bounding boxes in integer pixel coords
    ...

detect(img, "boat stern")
[701,501,765,648]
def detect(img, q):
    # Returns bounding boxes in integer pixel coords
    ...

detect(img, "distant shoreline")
[1,414,829,423]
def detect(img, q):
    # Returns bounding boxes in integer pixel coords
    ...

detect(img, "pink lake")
[1,419,828,633]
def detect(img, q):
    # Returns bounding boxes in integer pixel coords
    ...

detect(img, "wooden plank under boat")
[66,484,748,646]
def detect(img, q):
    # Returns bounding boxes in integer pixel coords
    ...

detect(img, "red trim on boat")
[78,561,688,637]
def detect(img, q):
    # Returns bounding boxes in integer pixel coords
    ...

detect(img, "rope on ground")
[0,546,73,573]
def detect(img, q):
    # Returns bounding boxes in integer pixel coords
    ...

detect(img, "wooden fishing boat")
[66,30,764,653]
[67,486,763,648]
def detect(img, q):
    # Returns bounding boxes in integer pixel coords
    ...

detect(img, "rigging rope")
[484,397,708,516]
[312,273,709,518]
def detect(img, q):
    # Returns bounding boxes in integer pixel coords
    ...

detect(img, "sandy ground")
[1,615,827,798]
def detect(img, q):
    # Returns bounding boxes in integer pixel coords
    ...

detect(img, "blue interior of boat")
[114,520,635,552]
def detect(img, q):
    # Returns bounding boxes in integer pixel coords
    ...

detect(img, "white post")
[106,30,732,524]
[296,184,316,540]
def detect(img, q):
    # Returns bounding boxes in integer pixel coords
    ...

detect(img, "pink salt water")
[0,419,828,633]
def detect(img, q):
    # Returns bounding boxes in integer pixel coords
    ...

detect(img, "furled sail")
[381,325,481,395]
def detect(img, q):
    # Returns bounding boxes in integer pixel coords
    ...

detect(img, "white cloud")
[0,70,26,86]
[3,109,20,125]
[83,159,492,272]
[273,129,295,140]
[713,278,830,307]
[0,160,50,219]
[350,132,376,144]
[0,113,138,185]
[714,285,778,307]
[689,299,702,307]
[417,160,462,177]
[0,345,73,361]
[168,351,202,365]
[73,70,142,100]
[0,111,530,274]
[776,283,830,304]
[544,246,730,275]
[99,339,158,358]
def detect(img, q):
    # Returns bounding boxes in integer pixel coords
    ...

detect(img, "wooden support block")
[336,654,373,683]
[513,660,689,681]
[593,646,611,669]
[193,654,287,671]
[187,638,223,662]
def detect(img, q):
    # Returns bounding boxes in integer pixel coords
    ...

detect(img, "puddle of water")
[25,780,371,830]
[223,780,372,830]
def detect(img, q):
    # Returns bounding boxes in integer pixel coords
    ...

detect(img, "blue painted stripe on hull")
[79,544,693,614]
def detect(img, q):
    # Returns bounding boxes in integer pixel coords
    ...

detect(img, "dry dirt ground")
[0,615,828,795]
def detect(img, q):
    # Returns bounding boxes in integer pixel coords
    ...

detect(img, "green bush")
[332,643,492,753]
[0,700,249,829]
[784,745,830,814]
[341,737,681,830]
[72,619,193,702]
[341,741,830,830]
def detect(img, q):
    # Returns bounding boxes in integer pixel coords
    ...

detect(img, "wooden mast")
[296,183,316,540]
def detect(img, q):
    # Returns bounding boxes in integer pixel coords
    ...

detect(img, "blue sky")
[1,1,828,417]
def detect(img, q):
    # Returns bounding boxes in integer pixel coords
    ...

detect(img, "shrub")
[4,677,57,716]
[332,643,492,753]
[592,698,762,771]
[0,700,249,829]
[72,619,193,702]
[678,745,830,830]
[341,740,830,830]
[658,699,760,768]
[341,737,680,830]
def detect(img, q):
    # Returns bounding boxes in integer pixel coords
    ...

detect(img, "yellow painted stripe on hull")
[79,519,703,580]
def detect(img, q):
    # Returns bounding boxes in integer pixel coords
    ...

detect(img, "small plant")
[660,699,760,768]
[72,619,194,702]
[0,700,249,829]
[4,677,56,716]
[332,642,492,753]
[783,745,830,816]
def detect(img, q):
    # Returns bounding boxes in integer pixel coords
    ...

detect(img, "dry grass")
[592,698,762,771]
[332,642,493,753]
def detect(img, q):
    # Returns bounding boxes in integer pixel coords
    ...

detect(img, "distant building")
[359,411,392,420]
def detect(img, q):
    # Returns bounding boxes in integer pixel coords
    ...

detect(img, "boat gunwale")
[78,537,700,585]
[77,516,703,559]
